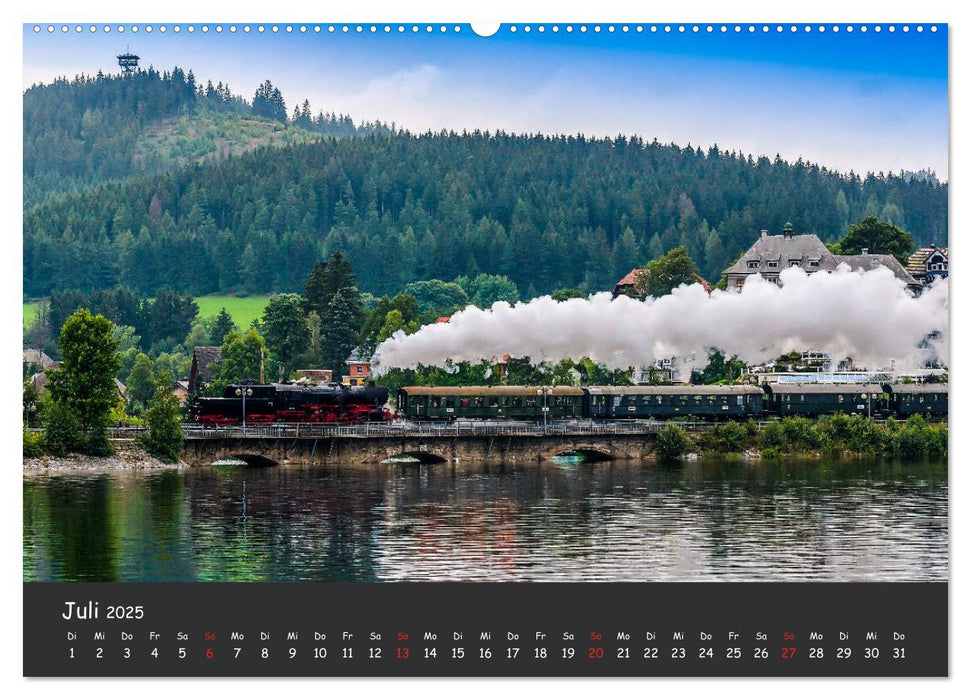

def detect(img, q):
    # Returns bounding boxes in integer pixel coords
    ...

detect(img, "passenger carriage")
[397,386,586,420]
[763,383,888,417]
[884,383,948,418]
[585,385,764,419]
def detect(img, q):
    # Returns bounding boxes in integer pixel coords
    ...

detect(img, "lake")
[23,458,947,582]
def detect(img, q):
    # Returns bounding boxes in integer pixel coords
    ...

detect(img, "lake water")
[23,458,947,582]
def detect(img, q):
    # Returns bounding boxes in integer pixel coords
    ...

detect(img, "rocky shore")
[23,441,188,475]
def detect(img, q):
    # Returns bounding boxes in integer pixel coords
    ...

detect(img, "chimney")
[760,229,768,239]
[861,248,869,255]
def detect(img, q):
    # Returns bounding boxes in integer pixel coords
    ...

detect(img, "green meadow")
[23,295,272,331]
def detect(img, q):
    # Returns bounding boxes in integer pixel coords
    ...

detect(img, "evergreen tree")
[209,308,236,345]
[322,286,365,371]
[252,79,287,122]
[303,251,359,318]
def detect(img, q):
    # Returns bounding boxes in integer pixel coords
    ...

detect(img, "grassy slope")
[23,295,271,330]
[133,108,321,172]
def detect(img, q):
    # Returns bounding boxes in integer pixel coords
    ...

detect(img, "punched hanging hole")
[471,23,501,37]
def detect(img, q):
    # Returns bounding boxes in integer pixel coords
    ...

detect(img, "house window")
[357,365,364,373]
[809,259,820,268]
[767,261,778,268]
[747,261,759,269]
[789,260,802,267]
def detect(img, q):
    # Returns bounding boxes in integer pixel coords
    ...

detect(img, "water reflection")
[23,458,947,582]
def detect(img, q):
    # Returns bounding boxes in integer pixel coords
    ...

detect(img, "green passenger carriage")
[398,386,585,420]
[763,383,888,417]
[585,385,764,419]
[883,383,948,417]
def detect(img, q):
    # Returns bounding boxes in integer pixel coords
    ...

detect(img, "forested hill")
[24,128,947,301]
[23,69,388,207]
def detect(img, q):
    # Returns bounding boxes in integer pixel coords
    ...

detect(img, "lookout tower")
[117,47,140,75]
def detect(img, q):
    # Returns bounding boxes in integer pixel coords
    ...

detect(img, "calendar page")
[21,18,948,678]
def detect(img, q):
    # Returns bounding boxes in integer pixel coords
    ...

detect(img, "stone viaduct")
[180,431,661,466]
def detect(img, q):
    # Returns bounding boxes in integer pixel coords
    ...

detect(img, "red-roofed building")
[612,268,643,298]
[435,316,450,323]
[612,268,711,298]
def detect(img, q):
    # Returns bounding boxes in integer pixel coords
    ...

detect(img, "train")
[189,381,947,426]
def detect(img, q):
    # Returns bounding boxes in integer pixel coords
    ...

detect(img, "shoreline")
[23,442,189,475]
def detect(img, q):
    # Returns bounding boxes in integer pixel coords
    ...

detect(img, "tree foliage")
[655,424,689,462]
[25,125,948,301]
[126,352,157,411]
[634,246,701,298]
[141,372,184,463]
[46,309,121,434]
[209,328,267,393]
[209,308,236,344]
[836,216,916,265]
[261,293,310,379]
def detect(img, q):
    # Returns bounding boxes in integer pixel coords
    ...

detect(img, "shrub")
[716,421,746,453]
[781,417,823,451]
[83,424,113,457]
[761,421,785,450]
[23,430,43,458]
[141,380,184,463]
[655,424,689,462]
[43,401,82,457]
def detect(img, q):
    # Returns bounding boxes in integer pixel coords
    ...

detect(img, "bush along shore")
[655,414,947,462]
[23,435,188,474]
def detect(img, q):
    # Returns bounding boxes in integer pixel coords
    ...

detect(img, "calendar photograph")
[21,20,949,677]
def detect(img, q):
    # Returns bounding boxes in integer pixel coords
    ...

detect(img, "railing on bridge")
[41,417,895,442]
[178,420,723,440]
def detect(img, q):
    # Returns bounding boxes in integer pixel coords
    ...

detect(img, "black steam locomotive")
[189,382,391,426]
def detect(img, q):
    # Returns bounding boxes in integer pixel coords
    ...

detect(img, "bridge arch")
[211,453,278,467]
[550,447,614,463]
[382,451,448,465]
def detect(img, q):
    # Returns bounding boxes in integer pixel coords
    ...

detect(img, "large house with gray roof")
[722,223,921,293]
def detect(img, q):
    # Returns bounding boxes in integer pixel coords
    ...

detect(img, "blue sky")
[22,23,948,177]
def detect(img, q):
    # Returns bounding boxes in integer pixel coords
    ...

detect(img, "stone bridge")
[180,427,662,466]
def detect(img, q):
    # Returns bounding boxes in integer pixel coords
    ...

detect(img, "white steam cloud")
[372,266,948,376]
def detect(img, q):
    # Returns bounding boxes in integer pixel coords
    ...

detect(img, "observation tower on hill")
[117,47,140,75]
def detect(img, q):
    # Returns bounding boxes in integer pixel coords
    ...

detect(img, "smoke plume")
[372,266,948,376]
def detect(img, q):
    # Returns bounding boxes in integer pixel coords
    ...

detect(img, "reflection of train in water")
[397,383,948,421]
[189,381,947,425]
[190,383,390,426]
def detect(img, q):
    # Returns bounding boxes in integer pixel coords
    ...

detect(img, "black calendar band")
[24,581,947,677]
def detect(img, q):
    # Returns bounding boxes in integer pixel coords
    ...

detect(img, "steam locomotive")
[189,382,391,426]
